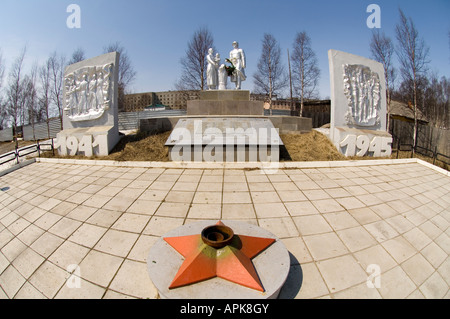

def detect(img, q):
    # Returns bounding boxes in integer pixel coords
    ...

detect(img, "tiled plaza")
[0,158,449,299]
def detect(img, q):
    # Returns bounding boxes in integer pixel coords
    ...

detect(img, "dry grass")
[39,129,448,171]
[280,131,346,162]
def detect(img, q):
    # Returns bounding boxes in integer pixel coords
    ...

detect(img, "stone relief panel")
[64,63,113,122]
[343,64,381,127]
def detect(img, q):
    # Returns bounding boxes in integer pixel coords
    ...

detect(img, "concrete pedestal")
[165,117,283,162]
[187,90,263,116]
[147,220,290,299]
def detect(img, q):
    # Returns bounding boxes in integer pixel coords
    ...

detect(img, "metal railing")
[393,138,450,167]
[0,139,54,167]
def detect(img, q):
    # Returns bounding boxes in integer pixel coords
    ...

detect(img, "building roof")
[389,100,428,123]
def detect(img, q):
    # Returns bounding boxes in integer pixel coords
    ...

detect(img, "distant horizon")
[0,0,449,100]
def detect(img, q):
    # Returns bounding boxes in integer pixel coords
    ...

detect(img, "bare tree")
[370,30,396,132]
[395,8,430,154]
[291,31,320,116]
[423,74,449,128]
[39,57,52,139]
[0,49,4,91]
[0,49,6,130]
[68,47,86,65]
[49,51,66,129]
[25,64,39,140]
[176,26,215,91]
[5,47,27,148]
[103,42,137,111]
[253,33,288,114]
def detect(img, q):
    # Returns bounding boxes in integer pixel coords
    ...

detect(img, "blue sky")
[0,0,449,99]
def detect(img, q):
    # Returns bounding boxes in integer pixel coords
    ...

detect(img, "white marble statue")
[229,41,246,90]
[218,63,228,90]
[206,48,219,90]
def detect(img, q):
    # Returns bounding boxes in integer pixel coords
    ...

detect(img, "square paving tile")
[109,259,158,299]
[187,204,221,219]
[143,216,184,237]
[401,253,435,286]
[127,235,159,263]
[49,218,82,239]
[251,191,281,203]
[126,199,160,216]
[30,232,64,258]
[78,250,123,288]
[293,215,332,236]
[381,236,417,263]
[376,266,416,298]
[65,206,98,222]
[336,196,365,210]
[348,207,381,225]
[323,211,359,231]
[221,204,256,220]
[28,260,68,298]
[112,213,151,233]
[155,202,190,218]
[277,190,307,202]
[311,198,344,214]
[192,192,222,204]
[353,245,397,273]
[86,209,122,228]
[48,240,90,271]
[281,237,313,264]
[419,271,448,299]
[421,242,447,268]
[0,265,26,298]
[364,220,399,243]
[303,232,349,261]
[316,255,368,293]
[254,203,289,218]
[138,189,169,202]
[12,248,45,279]
[284,201,319,216]
[94,229,139,258]
[337,226,377,252]
[222,191,252,204]
[55,277,106,299]
[165,191,195,203]
[258,217,299,239]
[303,189,331,201]
[288,262,329,299]
[68,223,107,248]
[196,182,223,192]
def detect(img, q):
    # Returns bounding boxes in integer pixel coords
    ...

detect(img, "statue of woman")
[206,48,218,90]
[78,73,89,114]
[89,72,98,111]
[96,71,104,110]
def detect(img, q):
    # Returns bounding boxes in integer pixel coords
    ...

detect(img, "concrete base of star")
[147,220,290,299]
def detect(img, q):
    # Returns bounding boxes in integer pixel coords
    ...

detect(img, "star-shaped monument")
[163,221,275,292]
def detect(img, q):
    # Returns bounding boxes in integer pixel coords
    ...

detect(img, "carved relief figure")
[64,63,113,122]
[343,64,381,127]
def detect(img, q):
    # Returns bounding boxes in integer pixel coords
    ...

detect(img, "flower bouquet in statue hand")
[225,59,236,77]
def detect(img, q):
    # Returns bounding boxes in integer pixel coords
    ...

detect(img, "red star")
[164,221,275,292]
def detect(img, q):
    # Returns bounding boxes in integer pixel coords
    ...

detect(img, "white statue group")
[207,41,246,90]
